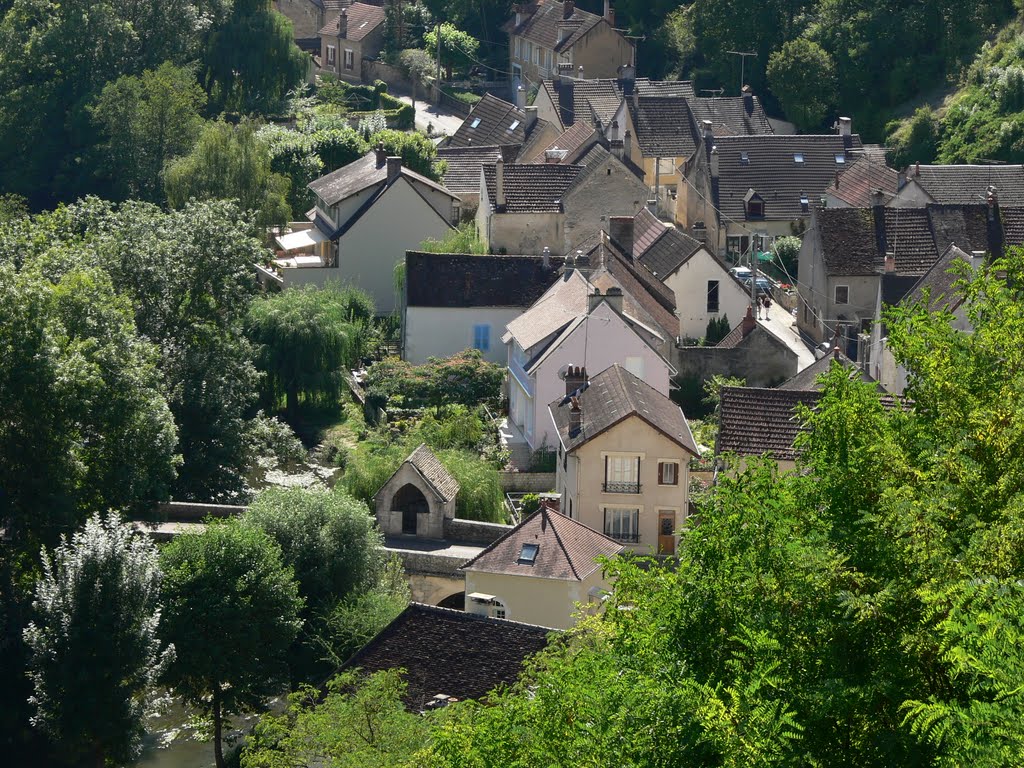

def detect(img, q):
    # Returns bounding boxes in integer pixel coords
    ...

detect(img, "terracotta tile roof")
[687,96,773,136]
[482,162,583,213]
[902,243,971,311]
[636,226,703,279]
[824,150,899,207]
[503,268,591,349]
[549,364,698,454]
[341,603,552,709]
[907,164,1024,205]
[407,444,459,502]
[436,145,505,196]
[405,252,563,308]
[461,506,623,581]
[318,2,385,39]
[717,386,818,460]
[629,96,698,158]
[449,94,527,148]
[505,0,605,53]
[778,350,878,391]
[631,206,670,257]
[712,134,864,223]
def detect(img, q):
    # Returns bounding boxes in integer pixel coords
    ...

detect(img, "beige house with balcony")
[461,504,623,629]
[549,364,698,554]
[505,0,633,88]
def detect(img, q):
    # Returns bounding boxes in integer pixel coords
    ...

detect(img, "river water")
[131,701,264,768]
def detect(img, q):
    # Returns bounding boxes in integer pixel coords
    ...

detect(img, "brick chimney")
[741,84,753,115]
[374,143,386,167]
[604,0,614,25]
[386,156,402,184]
[884,251,895,273]
[588,288,604,314]
[710,145,719,178]
[741,306,755,335]
[604,286,623,313]
[608,215,634,258]
[525,105,538,130]
[568,396,582,436]
[563,0,575,20]
[564,364,587,395]
[515,85,526,109]
[495,157,505,208]
[338,9,348,38]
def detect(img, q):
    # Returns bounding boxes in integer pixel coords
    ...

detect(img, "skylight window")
[835,153,846,163]
[800,193,809,212]
[470,118,481,129]
[518,543,539,565]
[508,120,521,132]
[740,151,749,165]
[794,153,804,163]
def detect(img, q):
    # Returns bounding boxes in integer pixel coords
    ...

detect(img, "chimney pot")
[564,364,587,396]
[702,119,713,140]
[542,246,551,269]
[604,286,623,313]
[386,156,402,183]
[563,0,575,20]
[525,105,538,130]
[914,161,920,176]
[588,288,604,314]
[741,85,753,115]
[838,116,852,137]
[578,65,584,79]
[495,157,506,208]
[970,250,986,270]
[604,0,614,25]
[374,143,387,167]
[515,85,526,109]
[741,306,754,335]
[338,8,348,37]
[884,251,895,273]
[710,145,719,178]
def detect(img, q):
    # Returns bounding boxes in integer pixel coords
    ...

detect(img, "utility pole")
[435,22,442,86]
[725,50,757,94]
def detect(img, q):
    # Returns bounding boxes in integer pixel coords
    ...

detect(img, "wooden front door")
[658,511,676,555]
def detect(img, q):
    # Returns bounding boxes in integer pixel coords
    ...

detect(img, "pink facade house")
[502,265,674,457]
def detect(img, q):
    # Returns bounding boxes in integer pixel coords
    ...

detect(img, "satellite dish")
[557,364,570,380]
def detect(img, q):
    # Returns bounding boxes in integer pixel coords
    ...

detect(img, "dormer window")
[470,118,481,129]
[743,188,764,219]
[800,193,809,213]
[835,153,846,164]
[508,119,520,132]
[518,543,539,564]
[740,151,749,165]
[794,153,804,163]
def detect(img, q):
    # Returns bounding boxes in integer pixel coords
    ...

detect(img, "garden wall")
[499,472,556,493]
[156,501,246,521]
[443,518,513,546]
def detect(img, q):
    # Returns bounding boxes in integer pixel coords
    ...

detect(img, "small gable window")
[518,543,539,564]
[835,285,849,305]
[794,153,804,163]
[470,117,481,129]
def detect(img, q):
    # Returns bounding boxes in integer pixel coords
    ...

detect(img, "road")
[758,306,817,371]
[393,94,466,138]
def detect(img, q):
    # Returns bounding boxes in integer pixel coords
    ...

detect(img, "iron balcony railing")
[605,531,641,543]
[602,481,642,494]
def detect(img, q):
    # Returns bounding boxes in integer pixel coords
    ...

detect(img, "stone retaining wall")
[156,501,246,521]
[443,518,513,546]
[499,472,556,493]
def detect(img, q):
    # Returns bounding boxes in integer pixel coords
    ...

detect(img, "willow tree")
[246,283,375,415]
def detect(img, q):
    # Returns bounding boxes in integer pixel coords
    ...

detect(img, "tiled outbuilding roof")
[712,134,864,223]
[824,150,899,207]
[449,94,527,148]
[318,2,385,39]
[636,227,704,279]
[505,0,605,53]
[687,96,773,136]
[341,603,552,710]
[461,506,623,581]
[778,350,878,391]
[406,444,459,502]
[436,145,511,197]
[549,364,698,454]
[405,252,563,308]
[906,164,1024,205]
[717,386,818,461]
[482,162,583,213]
[629,96,698,158]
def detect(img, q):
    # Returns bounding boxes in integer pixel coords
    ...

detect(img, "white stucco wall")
[464,568,608,630]
[405,306,525,364]
[665,249,751,339]
[528,302,672,451]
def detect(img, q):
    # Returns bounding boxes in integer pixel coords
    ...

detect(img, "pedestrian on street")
[761,294,771,320]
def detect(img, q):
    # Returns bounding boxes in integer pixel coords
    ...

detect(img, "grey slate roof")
[407,444,459,502]
[535,121,598,163]
[539,77,695,130]
[505,0,605,53]
[907,164,1024,205]
[549,364,698,454]
[405,252,563,308]
[449,94,527,148]
[629,96,698,158]
[308,151,455,207]
[778,351,878,391]
[341,603,552,709]
[503,268,591,350]
[461,506,623,581]
[717,386,817,461]
[636,226,704,278]
[824,150,899,207]
[318,2,385,39]
[687,96,773,137]
[482,162,583,213]
[902,244,972,311]
[437,145,511,197]
[712,134,864,223]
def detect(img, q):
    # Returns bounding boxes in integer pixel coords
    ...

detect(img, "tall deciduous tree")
[423,22,480,80]
[164,119,292,232]
[766,38,836,131]
[23,513,174,768]
[203,0,309,114]
[246,283,375,415]
[161,521,303,768]
[90,61,207,202]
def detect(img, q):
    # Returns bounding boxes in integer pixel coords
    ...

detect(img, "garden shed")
[374,444,460,539]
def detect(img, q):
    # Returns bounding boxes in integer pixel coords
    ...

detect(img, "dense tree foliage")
[424,22,480,79]
[362,350,504,410]
[161,521,303,768]
[23,514,173,768]
[766,38,836,132]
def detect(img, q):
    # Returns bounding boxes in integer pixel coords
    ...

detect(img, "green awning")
[757,252,774,262]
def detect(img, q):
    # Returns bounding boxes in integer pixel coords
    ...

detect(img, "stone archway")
[393,483,429,535]
[437,591,465,610]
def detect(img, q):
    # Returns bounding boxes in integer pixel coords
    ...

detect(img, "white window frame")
[326,45,336,67]
[706,280,720,313]
[603,506,641,543]
[604,453,641,484]
[835,285,850,305]
[343,48,354,70]
[491,599,506,619]
[658,460,680,486]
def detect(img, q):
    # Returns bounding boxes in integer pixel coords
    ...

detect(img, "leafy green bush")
[362,350,504,410]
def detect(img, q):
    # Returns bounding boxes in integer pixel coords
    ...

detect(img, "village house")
[715,385,818,474]
[607,207,751,340]
[505,0,633,87]
[549,364,699,555]
[822,149,900,208]
[679,119,863,257]
[340,603,552,711]
[402,250,564,364]
[795,201,1023,352]
[274,0,348,47]
[461,504,623,629]
[318,2,385,82]
[436,144,518,216]
[445,93,559,152]
[272,147,460,314]
[502,266,675,459]
[888,163,1024,207]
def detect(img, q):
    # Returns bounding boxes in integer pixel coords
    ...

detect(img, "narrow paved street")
[758,306,817,372]
[394,94,465,137]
